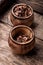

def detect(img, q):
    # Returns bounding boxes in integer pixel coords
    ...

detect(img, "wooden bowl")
[10,3,34,26]
[8,25,35,54]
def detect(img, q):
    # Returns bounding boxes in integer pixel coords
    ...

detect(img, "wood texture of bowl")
[10,3,34,26]
[8,25,35,54]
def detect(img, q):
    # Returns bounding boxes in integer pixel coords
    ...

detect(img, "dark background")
[0,0,43,14]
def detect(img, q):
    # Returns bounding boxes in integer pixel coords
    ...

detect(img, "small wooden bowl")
[10,3,34,26]
[8,25,35,54]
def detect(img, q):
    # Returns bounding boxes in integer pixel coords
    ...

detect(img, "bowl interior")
[11,26,33,44]
[12,3,33,19]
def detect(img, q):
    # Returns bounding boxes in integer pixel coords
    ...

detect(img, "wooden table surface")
[0,5,43,65]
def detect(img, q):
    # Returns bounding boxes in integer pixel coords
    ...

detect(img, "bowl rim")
[12,3,33,20]
[9,25,35,45]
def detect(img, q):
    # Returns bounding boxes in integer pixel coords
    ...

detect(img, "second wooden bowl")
[8,25,35,54]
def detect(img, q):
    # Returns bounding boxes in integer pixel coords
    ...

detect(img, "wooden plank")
[0,9,13,26]
[0,22,12,41]
[31,13,43,40]
[0,38,43,65]
[19,0,43,14]
[0,1,43,65]
[0,21,43,65]
[0,10,43,40]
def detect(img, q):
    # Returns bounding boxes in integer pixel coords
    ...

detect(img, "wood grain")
[0,32,43,65]
[32,13,43,40]
[0,2,43,64]
[0,15,43,65]
[19,0,43,14]
[0,10,43,40]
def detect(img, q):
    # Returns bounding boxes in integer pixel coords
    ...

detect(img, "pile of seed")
[16,35,31,43]
[14,5,31,17]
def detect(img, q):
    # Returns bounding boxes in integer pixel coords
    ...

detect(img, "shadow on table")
[30,22,39,29]
[0,0,17,16]
[13,43,43,62]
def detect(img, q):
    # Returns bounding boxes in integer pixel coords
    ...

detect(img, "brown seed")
[14,5,31,17]
[14,7,19,11]
[23,36,28,42]
[15,12,19,16]
[17,36,22,42]
[25,9,28,16]
[29,11,32,15]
